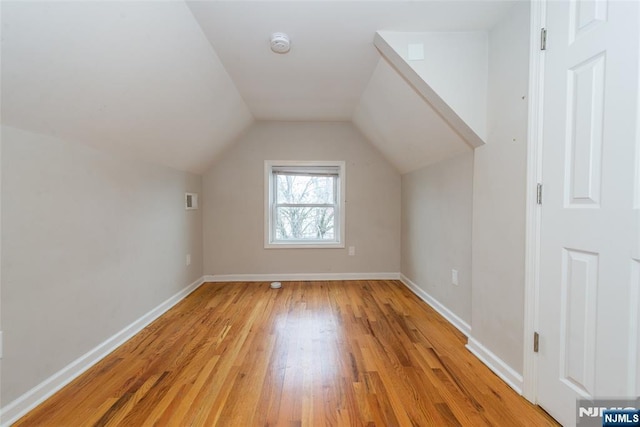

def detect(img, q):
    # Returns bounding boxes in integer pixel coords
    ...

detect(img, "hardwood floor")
[14,280,558,426]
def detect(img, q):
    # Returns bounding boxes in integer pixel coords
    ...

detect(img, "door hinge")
[540,28,547,51]
[534,332,540,353]
[536,183,543,205]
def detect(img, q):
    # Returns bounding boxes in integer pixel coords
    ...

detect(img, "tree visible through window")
[266,162,345,248]
[275,174,335,240]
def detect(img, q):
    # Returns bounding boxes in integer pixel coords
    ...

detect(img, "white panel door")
[537,0,640,425]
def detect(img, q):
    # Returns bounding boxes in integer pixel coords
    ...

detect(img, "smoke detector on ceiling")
[270,32,290,54]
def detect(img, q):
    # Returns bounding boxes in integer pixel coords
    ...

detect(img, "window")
[265,161,345,248]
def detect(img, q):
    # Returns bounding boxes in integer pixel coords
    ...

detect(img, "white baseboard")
[203,272,401,282]
[466,336,524,394]
[399,274,471,337]
[1,276,206,427]
[399,274,523,394]
[1,273,524,425]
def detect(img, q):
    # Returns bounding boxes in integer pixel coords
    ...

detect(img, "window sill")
[265,242,345,249]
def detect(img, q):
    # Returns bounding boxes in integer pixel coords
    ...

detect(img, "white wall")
[202,121,401,276]
[470,2,530,374]
[1,125,203,404]
[0,119,3,413]
[401,153,474,325]
[379,31,488,141]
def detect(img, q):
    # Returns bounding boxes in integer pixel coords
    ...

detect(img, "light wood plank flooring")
[14,280,558,426]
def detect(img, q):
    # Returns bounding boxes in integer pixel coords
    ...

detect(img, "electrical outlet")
[348,246,356,256]
[451,269,459,286]
[186,254,191,266]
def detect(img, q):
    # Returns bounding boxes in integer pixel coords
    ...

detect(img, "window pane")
[276,174,335,204]
[275,207,335,240]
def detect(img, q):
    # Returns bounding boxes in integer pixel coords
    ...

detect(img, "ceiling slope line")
[373,32,485,149]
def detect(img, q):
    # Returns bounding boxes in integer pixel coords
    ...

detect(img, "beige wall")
[471,1,530,374]
[1,125,203,404]
[202,121,401,275]
[401,153,474,324]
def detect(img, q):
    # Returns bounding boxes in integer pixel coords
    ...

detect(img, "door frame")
[522,0,547,404]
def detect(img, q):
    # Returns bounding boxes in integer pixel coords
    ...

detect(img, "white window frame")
[265,160,346,249]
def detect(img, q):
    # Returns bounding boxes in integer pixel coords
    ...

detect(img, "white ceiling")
[353,58,471,173]
[1,1,516,174]
[187,0,514,121]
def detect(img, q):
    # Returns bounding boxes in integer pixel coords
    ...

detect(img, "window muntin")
[266,162,345,248]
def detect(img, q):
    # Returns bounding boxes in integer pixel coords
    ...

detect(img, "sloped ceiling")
[187,1,512,123]
[1,1,515,174]
[353,58,471,174]
[1,1,253,174]
[375,31,489,145]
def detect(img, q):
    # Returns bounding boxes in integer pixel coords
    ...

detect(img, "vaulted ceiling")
[1,1,514,174]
